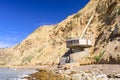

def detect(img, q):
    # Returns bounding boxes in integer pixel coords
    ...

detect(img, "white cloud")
[0,41,14,48]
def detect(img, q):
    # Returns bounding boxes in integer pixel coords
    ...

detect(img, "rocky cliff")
[1,0,120,66]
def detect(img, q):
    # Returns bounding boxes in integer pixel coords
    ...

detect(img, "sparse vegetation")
[94,50,105,62]
[37,52,43,59]
[22,55,33,64]
[113,5,120,15]
[73,13,81,19]
[0,62,6,65]
[53,25,58,30]
[37,46,46,53]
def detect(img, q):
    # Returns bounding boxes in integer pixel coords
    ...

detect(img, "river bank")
[25,64,120,80]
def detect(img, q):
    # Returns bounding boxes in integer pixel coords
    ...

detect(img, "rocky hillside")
[1,0,120,66]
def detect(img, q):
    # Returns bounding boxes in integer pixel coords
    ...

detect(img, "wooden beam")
[80,11,95,38]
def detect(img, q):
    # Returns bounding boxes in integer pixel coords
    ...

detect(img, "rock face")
[1,0,120,66]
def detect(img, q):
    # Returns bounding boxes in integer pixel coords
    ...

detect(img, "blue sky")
[0,0,89,48]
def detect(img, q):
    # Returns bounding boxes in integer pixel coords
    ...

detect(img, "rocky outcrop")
[26,64,120,80]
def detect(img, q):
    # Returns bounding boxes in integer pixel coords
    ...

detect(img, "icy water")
[0,68,37,80]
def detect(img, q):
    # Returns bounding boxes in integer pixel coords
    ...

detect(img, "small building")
[59,38,92,65]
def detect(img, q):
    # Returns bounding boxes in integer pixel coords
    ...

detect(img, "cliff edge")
[1,0,120,66]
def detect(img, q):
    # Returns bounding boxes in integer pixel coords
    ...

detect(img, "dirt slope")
[1,0,120,66]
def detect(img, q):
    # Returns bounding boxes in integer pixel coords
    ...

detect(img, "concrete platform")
[66,38,92,48]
